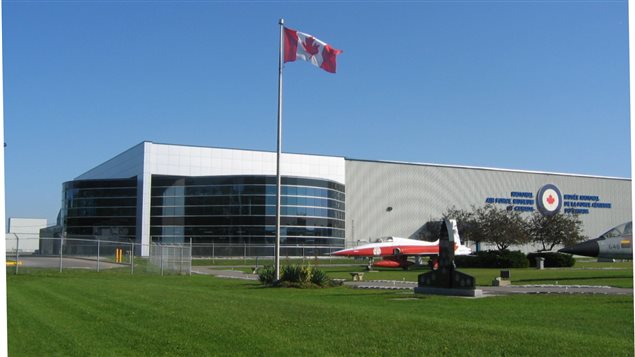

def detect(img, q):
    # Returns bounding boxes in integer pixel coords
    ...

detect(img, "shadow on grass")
[297,290,411,298]
[515,276,633,283]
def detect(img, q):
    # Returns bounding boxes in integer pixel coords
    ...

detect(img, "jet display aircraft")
[332,219,472,269]
[559,221,632,260]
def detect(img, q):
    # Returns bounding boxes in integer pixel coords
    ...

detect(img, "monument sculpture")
[414,219,482,297]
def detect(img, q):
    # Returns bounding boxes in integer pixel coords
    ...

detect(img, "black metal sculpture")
[415,219,480,296]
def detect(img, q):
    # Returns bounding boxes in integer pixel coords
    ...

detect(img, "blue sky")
[3,1,630,225]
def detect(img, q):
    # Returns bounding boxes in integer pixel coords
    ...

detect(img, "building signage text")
[485,190,612,215]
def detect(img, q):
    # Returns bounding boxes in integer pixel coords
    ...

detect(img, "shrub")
[455,250,528,268]
[497,250,529,268]
[310,268,329,286]
[282,264,312,285]
[259,264,334,288]
[280,265,298,283]
[454,255,484,268]
[527,252,575,268]
[257,266,276,285]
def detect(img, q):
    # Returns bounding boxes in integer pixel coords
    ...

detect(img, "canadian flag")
[283,27,343,73]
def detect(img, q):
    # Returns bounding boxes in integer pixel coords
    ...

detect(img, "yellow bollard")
[115,248,122,263]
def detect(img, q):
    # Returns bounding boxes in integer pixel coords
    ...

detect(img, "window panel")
[149,174,345,248]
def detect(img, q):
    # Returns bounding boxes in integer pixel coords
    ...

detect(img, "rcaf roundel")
[536,184,562,216]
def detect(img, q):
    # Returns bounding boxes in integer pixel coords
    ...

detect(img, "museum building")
[60,142,632,256]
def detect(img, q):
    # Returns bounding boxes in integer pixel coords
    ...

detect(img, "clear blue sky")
[3,1,630,225]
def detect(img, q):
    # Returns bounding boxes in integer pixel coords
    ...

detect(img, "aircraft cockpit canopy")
[375,237,395,243]
[598,221,632,240]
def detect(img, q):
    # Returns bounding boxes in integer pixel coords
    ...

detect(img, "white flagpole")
[275,18,284,280]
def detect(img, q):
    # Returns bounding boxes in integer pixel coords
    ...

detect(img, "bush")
[282,264,312,285]
[455,250,529,268]
[527,252,575,268]
[454,254,484,268]
[259,264,335,288]
[497,250,529,268]
[310,268,330,286]
[257,266,276,284]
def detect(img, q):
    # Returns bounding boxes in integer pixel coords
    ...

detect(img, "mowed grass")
[192,257,355,266]
[322,265,634,288]
[205,259,633,288]
[7,269,634,356]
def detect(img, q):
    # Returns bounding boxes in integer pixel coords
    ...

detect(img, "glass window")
[63,178,138,242]
[146,174,345,252]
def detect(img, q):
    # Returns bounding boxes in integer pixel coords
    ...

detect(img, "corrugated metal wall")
[345,159,631,247]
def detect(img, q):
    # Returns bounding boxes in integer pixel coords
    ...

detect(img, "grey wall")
[76,142,145,180]
[345,159,631,247]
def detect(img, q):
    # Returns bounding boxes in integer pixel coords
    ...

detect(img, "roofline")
[97,141,629,182]
[345,157,631,181]
[146,141,346,160]
[74,142,145,180]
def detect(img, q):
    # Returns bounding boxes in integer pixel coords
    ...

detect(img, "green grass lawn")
[221,258,632,288]
[318,265,633,288]
[192,257,355,266]
[7,269,634,356]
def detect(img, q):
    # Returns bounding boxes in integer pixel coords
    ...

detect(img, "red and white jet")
[332,220,472,269]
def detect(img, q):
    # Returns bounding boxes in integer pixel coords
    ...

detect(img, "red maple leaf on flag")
[547,195,555,205]
[302,36,320,58]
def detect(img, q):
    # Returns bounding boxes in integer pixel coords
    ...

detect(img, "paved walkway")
[481,284,633,296]
[193,267,259,280]
[8,256,125,270]
[348,280,633,296]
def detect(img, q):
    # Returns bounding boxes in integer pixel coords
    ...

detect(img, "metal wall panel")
[345,159,631,247]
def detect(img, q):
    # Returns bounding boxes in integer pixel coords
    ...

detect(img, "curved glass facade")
[151,175,345,253]
[62,178,137,241]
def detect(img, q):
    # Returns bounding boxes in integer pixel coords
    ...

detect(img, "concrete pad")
[414,286,483,297]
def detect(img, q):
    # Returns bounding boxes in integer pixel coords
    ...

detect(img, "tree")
[442,206,479,245]
[528,212,586,252]
[473,204,530,251]
[416,220,443,241]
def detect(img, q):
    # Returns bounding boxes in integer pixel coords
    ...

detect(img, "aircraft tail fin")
[448,218,473,255]
[447,219,462,245]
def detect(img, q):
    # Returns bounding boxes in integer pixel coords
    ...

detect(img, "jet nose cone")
[559,240,600,257]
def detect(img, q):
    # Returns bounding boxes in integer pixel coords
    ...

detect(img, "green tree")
[528,212,586,252]
[442,206,479,245]
[474,204,530,251]
[417,220,443,241]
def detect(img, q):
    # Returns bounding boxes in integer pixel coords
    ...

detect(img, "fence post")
[160,244,164,276]
[15,234,19,275]
[130,242,134,274]
[179,243,184,275]
[59,237,63,273]
[189,238,193,276]
[212,242,215,263]
[243,242,246,263]
[97,239,100,272]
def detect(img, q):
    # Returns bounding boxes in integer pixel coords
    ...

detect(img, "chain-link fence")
[148,242,192,276]
[5,236,347,275]
[5,237,139,274]
[190,243,341,260]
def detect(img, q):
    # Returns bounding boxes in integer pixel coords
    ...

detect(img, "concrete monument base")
[492,277,511,287]
[414,286,483,297]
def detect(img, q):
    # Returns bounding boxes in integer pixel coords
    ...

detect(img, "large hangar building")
[61,141,631,256]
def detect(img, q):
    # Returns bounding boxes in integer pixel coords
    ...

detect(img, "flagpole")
[275,18,284,281]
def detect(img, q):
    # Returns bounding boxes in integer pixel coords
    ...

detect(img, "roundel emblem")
[536,184,562,216]
[373,247,382,256]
